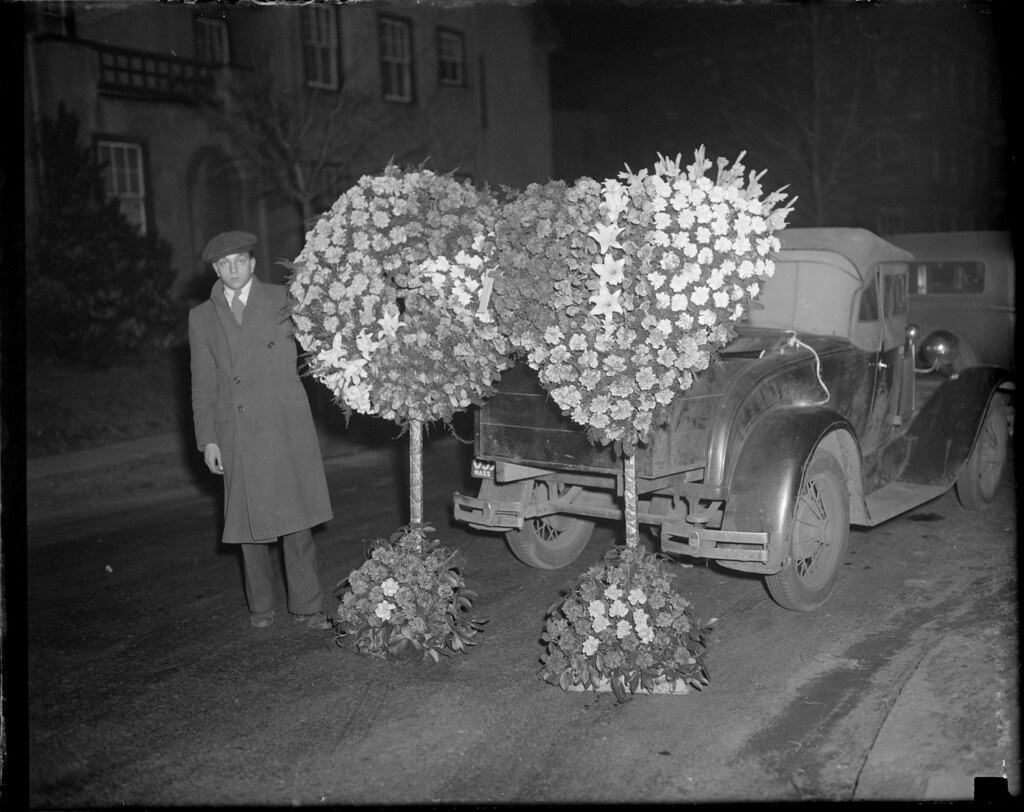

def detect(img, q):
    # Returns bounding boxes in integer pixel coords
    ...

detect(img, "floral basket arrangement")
[493,148,793,456]
[540,545,714,701]
[288,163,512,429]
[335,524,486,663]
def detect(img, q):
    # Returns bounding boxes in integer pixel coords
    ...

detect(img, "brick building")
[24,0,556,294]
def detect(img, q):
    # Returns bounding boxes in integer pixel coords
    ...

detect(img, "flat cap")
[202,231,257,264]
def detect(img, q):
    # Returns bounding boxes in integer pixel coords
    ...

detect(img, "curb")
[26,431,465,531]
[26,429,382,482]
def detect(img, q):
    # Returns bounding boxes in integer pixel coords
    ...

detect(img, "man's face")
[214,252,255,291]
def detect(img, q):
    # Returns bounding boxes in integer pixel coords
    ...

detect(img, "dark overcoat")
[189,278,333,543]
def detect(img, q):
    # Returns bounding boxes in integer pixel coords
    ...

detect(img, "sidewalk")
[26,421,465,529]
[28,431,194,481]
[26,425,371,482]
[25,423,411,528]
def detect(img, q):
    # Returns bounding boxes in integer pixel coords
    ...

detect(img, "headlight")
[920,329,959,372]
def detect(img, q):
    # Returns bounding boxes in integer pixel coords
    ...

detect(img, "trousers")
[240,528,324,616]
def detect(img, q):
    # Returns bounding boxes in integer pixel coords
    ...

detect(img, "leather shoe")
[250,610,275,629]
[292,611,333,630]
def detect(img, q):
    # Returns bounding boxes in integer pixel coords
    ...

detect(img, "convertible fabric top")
[778,227,912,281]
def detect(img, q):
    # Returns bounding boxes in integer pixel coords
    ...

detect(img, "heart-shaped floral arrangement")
[494,148,794,454]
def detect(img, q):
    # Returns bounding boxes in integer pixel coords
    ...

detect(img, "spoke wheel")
[506,482,595,570]
[956,396,1009,511]
[766,449,850,611]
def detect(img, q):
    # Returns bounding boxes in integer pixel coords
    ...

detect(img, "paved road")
[27,437,1018,805]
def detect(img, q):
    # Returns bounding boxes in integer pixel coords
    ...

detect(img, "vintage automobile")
[452,227,1014,611]
[884,230,1015,371]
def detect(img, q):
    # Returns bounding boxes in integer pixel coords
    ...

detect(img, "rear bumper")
[453,491,525,531]
[661,525,770,564]
[454,489,772,566]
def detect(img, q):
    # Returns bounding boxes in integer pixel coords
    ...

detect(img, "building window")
[303,5,340,90]
[195,17,230,66]
[97,140,148,235]
[380,16,413,102]
[437,29,465,86]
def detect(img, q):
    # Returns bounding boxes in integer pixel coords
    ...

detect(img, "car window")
[909,260,985,294]
[884,271,908,317]
[858,276,879,322]
[857,264,907,323]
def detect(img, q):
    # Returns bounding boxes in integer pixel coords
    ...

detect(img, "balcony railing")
[97,44,214,101]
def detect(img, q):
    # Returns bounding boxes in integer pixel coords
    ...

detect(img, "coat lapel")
[207,279,243,360]
[233,278,282,372]
[206,277,289,372]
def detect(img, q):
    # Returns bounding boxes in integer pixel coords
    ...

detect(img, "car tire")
[766,448,850,612]
[955,395,1008,511]
[506,482,595,569]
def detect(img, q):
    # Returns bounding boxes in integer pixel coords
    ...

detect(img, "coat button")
[233,376,241,384]
[237,405,245,412]
[267,341,275,348]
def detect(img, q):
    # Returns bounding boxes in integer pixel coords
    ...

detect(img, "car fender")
[902,366,1013,486]
[719,405,864,574]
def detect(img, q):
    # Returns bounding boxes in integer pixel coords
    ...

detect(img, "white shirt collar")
[225,278,254,305]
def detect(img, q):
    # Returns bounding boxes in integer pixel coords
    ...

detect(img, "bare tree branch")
[198,51,443,235]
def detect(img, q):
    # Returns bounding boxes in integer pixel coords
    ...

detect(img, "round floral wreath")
[289,165,512,427]
[494,149,793,455]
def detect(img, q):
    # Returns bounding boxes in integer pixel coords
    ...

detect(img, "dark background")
[546,0,1014,233]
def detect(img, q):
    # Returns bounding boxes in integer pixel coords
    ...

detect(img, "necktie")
[231,294,245,325]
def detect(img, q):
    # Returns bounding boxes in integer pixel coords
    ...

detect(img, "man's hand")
[203,443,224,475]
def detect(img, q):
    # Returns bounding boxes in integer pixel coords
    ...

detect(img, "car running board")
[861,481,950,526]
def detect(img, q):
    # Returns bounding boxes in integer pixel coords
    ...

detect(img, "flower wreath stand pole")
[287,165,513,662]
[622,453,639,550]
[408,416,424,527]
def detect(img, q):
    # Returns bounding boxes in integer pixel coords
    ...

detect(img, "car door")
[858,263,912,456]
[879,263,913,429]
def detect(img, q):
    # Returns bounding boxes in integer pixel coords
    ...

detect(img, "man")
[189,230,334,630]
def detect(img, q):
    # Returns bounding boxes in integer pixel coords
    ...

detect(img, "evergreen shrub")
[27,105,184,365]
